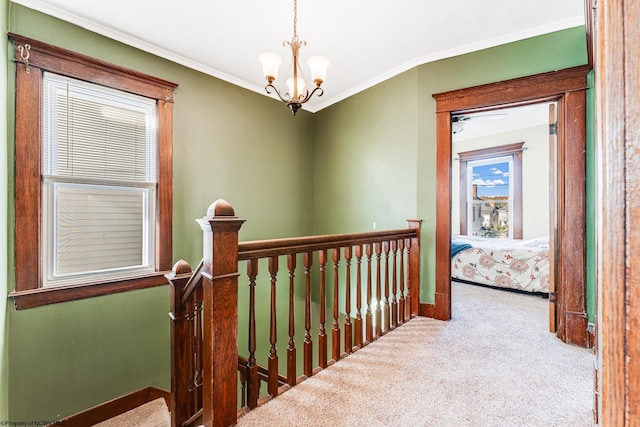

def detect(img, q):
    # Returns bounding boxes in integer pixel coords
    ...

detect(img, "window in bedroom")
[10,33,178,308]
[458,143,524,239]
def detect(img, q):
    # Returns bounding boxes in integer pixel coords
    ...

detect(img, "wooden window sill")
[9,272,170,309]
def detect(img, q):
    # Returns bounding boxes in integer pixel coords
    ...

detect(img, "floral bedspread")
[451,236,550,293]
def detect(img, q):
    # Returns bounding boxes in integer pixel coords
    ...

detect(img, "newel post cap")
[196,199,245,232]
[206,199,236,217]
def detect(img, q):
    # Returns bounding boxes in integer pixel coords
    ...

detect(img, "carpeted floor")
[93,398,170,427]
[236,282,595,427]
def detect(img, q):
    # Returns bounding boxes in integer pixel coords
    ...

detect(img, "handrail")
[168,200,423,427]
[238,229,417,260]
[180,259,204,305]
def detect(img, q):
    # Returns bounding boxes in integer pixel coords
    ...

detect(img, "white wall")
[451,123,550,240]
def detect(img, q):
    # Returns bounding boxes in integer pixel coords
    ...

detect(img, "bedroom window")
[458,143,524,239]
[10,33,178,308]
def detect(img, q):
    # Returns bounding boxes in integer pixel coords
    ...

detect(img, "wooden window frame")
[458,142,524,239]
[9,33,178,309]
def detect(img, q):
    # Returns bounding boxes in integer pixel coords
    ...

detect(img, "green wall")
[1,0,9,421]
[6,4,314,422]
[312,69,419,234]
[314,27,589,304]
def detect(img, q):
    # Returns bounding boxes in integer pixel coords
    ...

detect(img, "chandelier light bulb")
[286,76,306,99]
[259,52,282,84]
[307,55,330,86]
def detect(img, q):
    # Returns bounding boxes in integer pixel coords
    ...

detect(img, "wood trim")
[512,150,523,240]
[407,219,422,317]
[419,303,435,318]
[14,59,42,292]
[48,386,170,427]
[596,0,640,423]
[548,103,558,333]
[624,0,640,419]
[457,142,525,161]
[157,99,174,271]
[10,272,170,309]
[459,161,467,235]
[433,65,591,113]
[559,90,587,347]
[435,111,452,320]
[10,35,176,307]
[433,66,590,341]
[584,0,595,68]
[238,229,417,260]
[8,33,177,101]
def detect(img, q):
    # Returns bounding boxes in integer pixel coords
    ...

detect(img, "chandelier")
[259,0,330,116]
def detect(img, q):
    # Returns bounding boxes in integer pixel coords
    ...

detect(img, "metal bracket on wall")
[16,43,31,74]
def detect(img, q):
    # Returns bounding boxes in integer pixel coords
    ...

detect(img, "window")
[466,156,513,238]
[10,33,178,308]
[458,143,523,239]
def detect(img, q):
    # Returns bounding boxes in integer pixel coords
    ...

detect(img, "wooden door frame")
[596,0,640,423]
[432,65,591,347]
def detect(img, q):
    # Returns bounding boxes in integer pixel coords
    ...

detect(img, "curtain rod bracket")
[16,43,31,74]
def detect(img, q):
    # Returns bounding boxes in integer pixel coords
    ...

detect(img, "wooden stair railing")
[167,199,422,427]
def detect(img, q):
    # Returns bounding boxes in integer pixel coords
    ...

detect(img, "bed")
[451,235,550,293]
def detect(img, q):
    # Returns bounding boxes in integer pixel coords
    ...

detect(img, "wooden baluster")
[399,239,406,324]
[185,295,195,416]
[404,238,412,320]
[355,245,364,349]
[344,246,353,354]
[238,367,247,408]
[287,254,297,386]
[318,250,328,369]
[303,252,313,377]
[391,240,399,330]
[332,248,341,361]
[246,259,259,409]
[268,256,279,397]
[191,295,199,416]
[383,241,391,333]
[375,242,383,338]
[365,244,373,344]
[194,287,203,411]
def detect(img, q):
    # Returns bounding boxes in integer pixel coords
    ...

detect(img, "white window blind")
[42,72,158,287]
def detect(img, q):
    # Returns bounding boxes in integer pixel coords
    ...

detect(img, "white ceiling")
[11,0,585,113]
[453,103,552,142]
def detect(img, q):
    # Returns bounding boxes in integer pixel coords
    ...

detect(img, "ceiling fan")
[451,112,507,134]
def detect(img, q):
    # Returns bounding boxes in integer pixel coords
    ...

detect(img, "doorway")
[432,65,591,347]
[450,102,553,312]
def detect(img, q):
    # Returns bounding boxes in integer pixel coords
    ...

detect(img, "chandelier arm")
[299,86,324,104]
[265,84,291,103]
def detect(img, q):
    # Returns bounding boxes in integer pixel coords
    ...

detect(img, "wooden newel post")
[196,199,245,427]
[407,219,422,318]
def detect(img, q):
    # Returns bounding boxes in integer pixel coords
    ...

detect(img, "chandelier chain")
[293,0,298,38]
